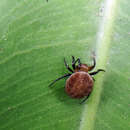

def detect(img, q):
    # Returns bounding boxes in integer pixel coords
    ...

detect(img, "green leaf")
[0,0,130,130]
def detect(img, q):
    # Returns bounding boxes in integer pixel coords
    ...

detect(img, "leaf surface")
[0,0,130,130]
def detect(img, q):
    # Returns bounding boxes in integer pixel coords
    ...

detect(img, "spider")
[49,56,105,103]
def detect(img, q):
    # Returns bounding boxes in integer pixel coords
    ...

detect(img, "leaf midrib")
[79,0,118,130]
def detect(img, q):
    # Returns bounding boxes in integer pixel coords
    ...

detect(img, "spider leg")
[88,57,96,71]
[72,56,76,69]
[74,58,81,67]
[48,73,71,87]
[92,77,95,81]
[64,58,74,73]
[77,58,81,66]
[89,69,105,76]
[80,93,91,104]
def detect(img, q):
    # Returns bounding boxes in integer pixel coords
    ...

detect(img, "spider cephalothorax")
[49,56,105,103]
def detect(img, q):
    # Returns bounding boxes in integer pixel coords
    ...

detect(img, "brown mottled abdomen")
[65,72,93,98]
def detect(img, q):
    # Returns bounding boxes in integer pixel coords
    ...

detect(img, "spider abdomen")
[65,72,93,99]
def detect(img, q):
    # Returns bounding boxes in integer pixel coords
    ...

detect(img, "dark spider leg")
[88,57,96,71]
[77,58,81,66]
[48,73,71,87]
[73,58,81,67]
[72,56,81,69]
[92,57,96,69]
[64,58,74,73]
[92,77,95,81]
[80,93,91,104]
[72,56,76,69]
[89,69,105,76]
